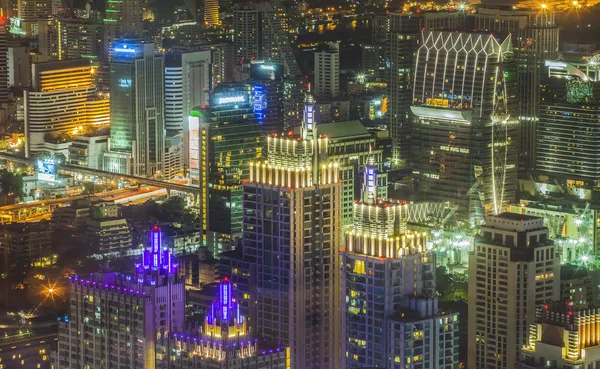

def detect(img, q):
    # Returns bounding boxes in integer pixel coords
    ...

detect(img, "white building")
[68,133,109,169]
[164,50,211,165]
[468,213,560,369]
[314,42,339,98]
[84,218,132,254]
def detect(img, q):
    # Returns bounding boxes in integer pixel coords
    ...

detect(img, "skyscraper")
[473,6,559,172]
[164,50,212,165]
[57,18,105,62]
[536,58,600,183]
[314,42,339,99]
[343,159,459,369]
[468,213,559,369]
[233,3,301,76]
[249,61,284,134]
[0,19,7,105]
[55,226,185,369]
[24,59,109,156]
[104,0,143,57]
[156,278,290,369]
[388,12,465,167]
[203,0,219,27]
[188,83,263,255]
[411,31,519,221]
[242,94,342,369]
[104,40,164,176]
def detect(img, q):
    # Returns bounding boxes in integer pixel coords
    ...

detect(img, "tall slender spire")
[361,146,378,205]
[301,91,316,140]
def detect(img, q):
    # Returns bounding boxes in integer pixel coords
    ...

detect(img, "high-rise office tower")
[233,3,301,76]
[188,83,263,255]
[156,278,290,369]
[164,50,211,166]
[55,226,185,369]
[388,12,466,167]
[24,59,110,156]
[314,42,339,99]
[17,0,51,20]
[283,75,308,130]
[517,302,600,369]
[411,31,519,221]
[104,40,164,176]
[37,18,59,62]
[249,61,284,134]
[536,58,600,184]
[57,18,105,61]
[468,213,559,369]
[203,0,219,27]
[8,46,30,88]
[473,5,559,172]
[343,158,458,369]
[242,94,342,369]
[104,0,143,58]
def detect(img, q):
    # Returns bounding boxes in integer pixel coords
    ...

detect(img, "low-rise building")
[518,302,600,369]
[84,217,132,254]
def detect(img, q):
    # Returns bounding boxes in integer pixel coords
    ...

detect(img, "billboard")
[188,116,200,182]
[250,63,283,80]
[210,91,249,107]
[37,159,57,182]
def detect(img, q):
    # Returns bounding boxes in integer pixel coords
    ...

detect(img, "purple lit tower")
[159,278,289,369]
[55,226,185,369]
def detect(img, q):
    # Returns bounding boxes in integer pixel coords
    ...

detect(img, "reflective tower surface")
[104,40,165,176]
[411,31,519,222]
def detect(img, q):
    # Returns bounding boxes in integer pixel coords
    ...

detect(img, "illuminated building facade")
[164,50,212,165]
[517,302,600,369]
[314,42,339,99]
[104,0,143,58]
[388,12,465,167]
[411,31,519,220]
[233,3,301,76]
[55,226,185,369]
[203,0,219,27]
[188,83,263,256]
[156,279,289,369]
[537,59,600,184]
[473,7,559,171]
[468,214,559,369]
[242,94,343,369]
[0,20,7,105]
[343,160,459,369]
[105,41,164,176]
[310,119,386,228]
[57,18,105,62]
[249,61,284,134]
[24,59,110,156]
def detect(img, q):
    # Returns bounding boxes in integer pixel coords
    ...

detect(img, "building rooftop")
[292,120,371,140]
[494,212,537,221]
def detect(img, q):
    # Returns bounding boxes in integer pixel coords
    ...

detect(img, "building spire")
[301,92,316,140]
[136,226,178,277]
[361,146,378,205]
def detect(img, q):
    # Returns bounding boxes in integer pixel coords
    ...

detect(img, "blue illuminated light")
[119,79,132,88]
[253,84,266,125]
